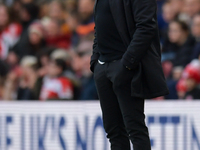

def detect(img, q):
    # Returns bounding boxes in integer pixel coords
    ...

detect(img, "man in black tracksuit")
[90,0,169,149]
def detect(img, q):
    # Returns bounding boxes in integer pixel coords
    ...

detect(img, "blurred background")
[0,0,200,100]
[0,0,98,101]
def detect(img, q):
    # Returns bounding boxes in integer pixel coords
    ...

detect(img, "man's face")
[184,0,200,17]
[168,22,185,44]
[171,0,183,14]
[19,8,30,22]
[29,32,42,45]
[45,20,60,37]
[162,3,176,22]
[192,15,200,38]
[21,66,34,78]
[47,61,62,78]
[78,0,94,21]
[49,2,64,21]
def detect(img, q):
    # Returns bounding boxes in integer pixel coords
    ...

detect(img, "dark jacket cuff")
[122,52,139,69]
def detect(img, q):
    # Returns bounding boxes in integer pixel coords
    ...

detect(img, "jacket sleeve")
[121,0,158,69]
[90,26,100,72]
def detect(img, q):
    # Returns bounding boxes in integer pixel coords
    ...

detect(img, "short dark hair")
[53,59,66,72]
[171,20,189,33]
[21,2,39,20]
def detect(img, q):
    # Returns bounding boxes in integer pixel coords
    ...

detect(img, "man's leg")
[94,63,130,150]
[118,96,151,150]
[109,60,151,150]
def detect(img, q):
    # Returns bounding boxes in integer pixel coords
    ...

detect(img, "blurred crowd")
[158,0,200,100]
[1,0,200,100]
[0,0,98,100]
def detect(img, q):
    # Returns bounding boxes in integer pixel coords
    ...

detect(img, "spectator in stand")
[11,22,46,59]
[158,1,177,40]
[176,78,187,99]
[12,2,39,59]
[50,49,81,100]
[43,18,71,49]
[38,0,50,19]
[76,0,95,37]
[36,47,55,77]
[67,11,79,46]
[18,1,39,38]
[171,0,184,15]
[9,0,22,22]
[0,3,22,59]
[17,56,39,100]
[65,0,77,12]
[40,58,74,100]
[71,48,83,77]
[182,60,200,99]
[75,40,98,100]
[3,69,19,100]
[191,13,200,59]
[178,0,200,24]
[162,1,177,23]
[5,50,21,82]
[48,0,66,24]
[48,0,72,46]
[165,66,184,99]
[183,0,200,18]
[158,0,183,39]
[50,49,77,83]
[162,20,195,68]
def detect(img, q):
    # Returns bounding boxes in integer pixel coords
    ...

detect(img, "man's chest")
[95,0,111,15]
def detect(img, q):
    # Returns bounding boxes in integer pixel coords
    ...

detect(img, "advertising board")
[0,101,199,150]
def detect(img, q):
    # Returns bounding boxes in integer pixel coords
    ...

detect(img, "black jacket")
[90,0,169,99]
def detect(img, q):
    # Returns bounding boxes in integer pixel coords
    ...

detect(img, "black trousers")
[94,60,151,150]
